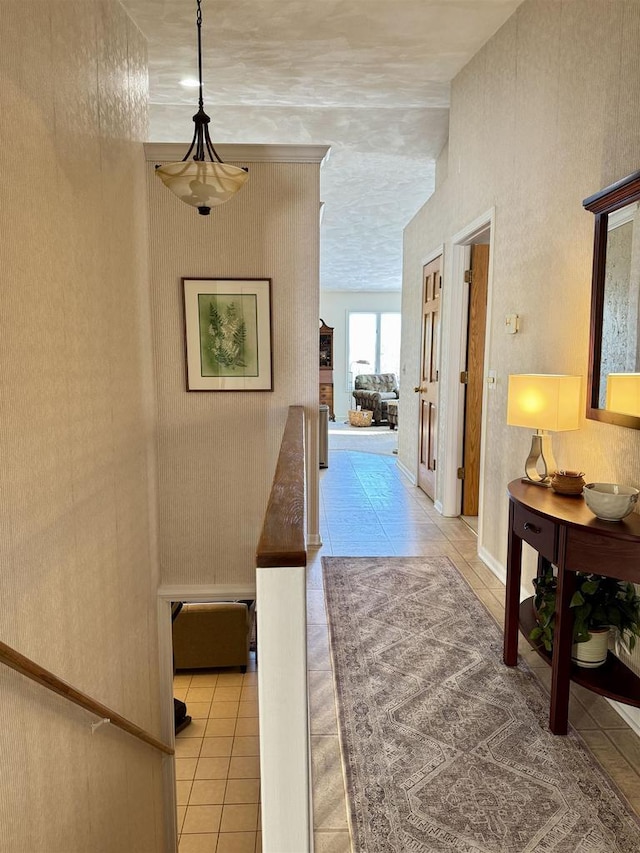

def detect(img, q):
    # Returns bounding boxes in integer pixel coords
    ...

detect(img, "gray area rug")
[323,556,640,852]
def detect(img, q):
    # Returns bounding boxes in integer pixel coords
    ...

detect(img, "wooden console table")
[504,478,640,734]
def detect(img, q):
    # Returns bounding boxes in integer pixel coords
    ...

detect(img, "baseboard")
[477,546,506,586]
[396,458,416,484]
[477,546,532,601]
[607,699,640,738]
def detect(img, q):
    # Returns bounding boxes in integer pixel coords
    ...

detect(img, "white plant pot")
[571,628,610,668]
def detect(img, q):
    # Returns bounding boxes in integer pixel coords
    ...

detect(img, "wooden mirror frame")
[583,169,640,429]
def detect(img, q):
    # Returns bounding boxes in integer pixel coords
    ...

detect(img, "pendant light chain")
[196,0,204,111]
[154,0,249,213]
[182,0,219,164]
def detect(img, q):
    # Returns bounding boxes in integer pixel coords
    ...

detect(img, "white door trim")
[441,209,495,541]
[421,244,445,267]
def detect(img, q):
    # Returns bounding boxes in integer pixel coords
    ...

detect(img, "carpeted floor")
[328,421,398,456]
[323,555,640,853]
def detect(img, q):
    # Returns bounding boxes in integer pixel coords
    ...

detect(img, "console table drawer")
[513,504,557,562]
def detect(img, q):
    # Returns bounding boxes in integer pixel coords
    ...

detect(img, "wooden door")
[461,244,489,516]
[417,256,441,500]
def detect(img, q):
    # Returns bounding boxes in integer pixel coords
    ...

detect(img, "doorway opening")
[460,241,490,524]
[157,590,259,851]
[441,211,494,542]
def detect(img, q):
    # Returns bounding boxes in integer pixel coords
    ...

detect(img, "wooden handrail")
[0,639,174,755]
[256,405,307,568]
[255,405,310,851]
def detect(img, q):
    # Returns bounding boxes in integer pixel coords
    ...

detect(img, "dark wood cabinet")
[504,479,640,734]
[319,320,335,420]
[319,320,333,369]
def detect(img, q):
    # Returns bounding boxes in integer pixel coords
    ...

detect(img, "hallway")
[308,443,640,851]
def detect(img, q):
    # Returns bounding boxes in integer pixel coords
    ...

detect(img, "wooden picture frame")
[583,170,640,428]
[183,278,273,391]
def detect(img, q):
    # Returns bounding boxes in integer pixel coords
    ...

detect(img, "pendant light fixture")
[155,0,248,215]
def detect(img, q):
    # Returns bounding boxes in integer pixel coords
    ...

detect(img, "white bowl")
[583,482,639,521]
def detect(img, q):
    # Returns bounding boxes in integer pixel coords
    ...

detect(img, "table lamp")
[507,374,581,486]
[606,373,640,416]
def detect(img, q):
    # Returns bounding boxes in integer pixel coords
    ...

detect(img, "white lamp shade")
[155,161,248,209]
[507,374,581,432]
[606,373,640,416]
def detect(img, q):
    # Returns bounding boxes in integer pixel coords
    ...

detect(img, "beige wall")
[147,152,323,587]
[402,1,640,587]
[320,290,402,420]
[0,2,167,851]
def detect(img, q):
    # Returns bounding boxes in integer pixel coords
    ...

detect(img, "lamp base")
[523,431,557,487]
[521,476,552,489]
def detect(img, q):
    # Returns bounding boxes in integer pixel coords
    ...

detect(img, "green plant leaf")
[531,571,640,652]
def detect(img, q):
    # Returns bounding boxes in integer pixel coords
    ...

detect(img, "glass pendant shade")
[155,0,248,214]
[155,160,249,214]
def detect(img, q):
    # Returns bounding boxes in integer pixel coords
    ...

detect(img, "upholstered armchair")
[352,373,399,424]
[172,601,255,672]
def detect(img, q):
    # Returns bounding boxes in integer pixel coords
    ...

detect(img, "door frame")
[441,209,495,533]
[156,583,257,852]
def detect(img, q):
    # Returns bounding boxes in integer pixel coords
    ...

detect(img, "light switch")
[505,314,520,334]
[487,369,497,390]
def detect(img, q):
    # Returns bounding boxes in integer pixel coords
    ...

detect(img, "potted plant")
[529,566,640,667]
[530,564,558,653]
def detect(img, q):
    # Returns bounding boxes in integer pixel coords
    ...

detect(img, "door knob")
[414,386,425,393]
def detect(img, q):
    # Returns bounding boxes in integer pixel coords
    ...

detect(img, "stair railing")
[0,638,173,755]
[256,404,309,852]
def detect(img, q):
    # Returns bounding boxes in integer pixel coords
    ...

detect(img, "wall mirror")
[584,169,640,428]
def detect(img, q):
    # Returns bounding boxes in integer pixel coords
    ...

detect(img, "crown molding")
[144,142,331,165]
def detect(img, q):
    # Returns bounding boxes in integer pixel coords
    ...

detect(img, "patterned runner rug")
[322,556,640,852]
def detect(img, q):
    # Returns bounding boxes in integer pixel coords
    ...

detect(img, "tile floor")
[173,663,261,853]
[174,437,640,852]
[307,440,640,851]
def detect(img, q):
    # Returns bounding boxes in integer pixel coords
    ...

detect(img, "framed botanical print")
[182,278,273,391]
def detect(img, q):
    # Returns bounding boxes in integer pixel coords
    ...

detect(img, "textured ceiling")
[122,0,522,291]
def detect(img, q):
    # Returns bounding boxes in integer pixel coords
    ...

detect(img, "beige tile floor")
[174,438,640,852]
[308,441,640,851]
[173,664,261,853]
